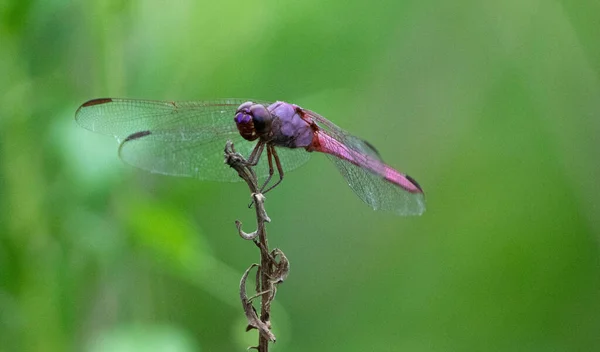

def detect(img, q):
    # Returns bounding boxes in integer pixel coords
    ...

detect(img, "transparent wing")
[75,98,252,140]
[325,153,425,215]
[75,98,311,182]
[117,130,311,182]
[305,109,426,215]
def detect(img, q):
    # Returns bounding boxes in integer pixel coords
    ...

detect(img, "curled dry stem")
[225,141,288,352]
[240,264,276,343]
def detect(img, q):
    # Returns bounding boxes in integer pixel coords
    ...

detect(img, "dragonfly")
[75,98,425,215]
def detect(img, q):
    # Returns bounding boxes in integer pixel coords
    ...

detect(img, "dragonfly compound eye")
[235,102,259,141]
[250,104,272,135]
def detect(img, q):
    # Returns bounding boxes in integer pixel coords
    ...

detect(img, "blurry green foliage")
[1,0,600,351]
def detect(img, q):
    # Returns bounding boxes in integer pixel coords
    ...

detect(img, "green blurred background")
[2,0,600,351]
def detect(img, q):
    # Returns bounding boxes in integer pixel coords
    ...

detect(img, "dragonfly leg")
[261,146,284,195]
[258,146,275,193]
[248,145,277,208]
[246,141,265,166]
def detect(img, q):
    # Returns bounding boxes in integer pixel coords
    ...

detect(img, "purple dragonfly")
[75,98,425,215]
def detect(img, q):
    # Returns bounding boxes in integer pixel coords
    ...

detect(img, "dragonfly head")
[234,102,273,141]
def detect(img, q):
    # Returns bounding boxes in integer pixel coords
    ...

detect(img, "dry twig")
[224,141,289,352]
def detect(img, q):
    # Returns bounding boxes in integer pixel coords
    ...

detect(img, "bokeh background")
[2,0,600,351]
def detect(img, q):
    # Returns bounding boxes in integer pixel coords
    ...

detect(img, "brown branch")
[224,141,289,352]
